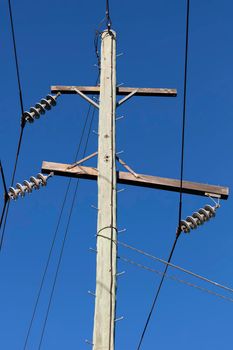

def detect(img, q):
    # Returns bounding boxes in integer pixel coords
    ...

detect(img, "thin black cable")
[136,1,190,348]
[23,102,94,349]
[38,107,96,349]
[8,0,24,115]
[23,27,100,343]
[0,161,9,232]
[106,0,112,29]
[0,1,26,251]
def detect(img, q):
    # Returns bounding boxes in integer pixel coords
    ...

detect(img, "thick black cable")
[136,1,190,348]
[7,0,25,185]
[136,235,180,350]
[177,0,190,227]
[0,1,26,250]
[23,102,93,349]
[38,107,96,349]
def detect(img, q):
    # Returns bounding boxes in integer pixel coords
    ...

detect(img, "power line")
[0,0,26,250]
[96,233,233,296]
[23,26,101,346]
[118,256,233,304]
[136,235,179,350]
[23,102,95,349]
[136,1,190,348]
[117,240,233,295]
[8,0,24,115]
[0,161,9,234]
[37,107,96,349]
[106,0,112,29]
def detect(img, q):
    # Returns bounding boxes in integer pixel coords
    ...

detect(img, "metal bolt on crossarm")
[180,204,220,233]
[22,92,61,124]
[8,172,53,200]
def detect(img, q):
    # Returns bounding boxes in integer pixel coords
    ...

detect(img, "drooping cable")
[136,1,190,348]
[23,101,95,349]
[0,1,26,250]
[37,107,96,349]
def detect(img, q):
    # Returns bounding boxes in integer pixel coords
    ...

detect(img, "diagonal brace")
[74,88,99,109]
[67,151,98,170]
[116,89,139,107]
[116,155,139,179]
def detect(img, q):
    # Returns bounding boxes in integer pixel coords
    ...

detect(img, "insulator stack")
[8,173,53,200]
[23,92,61,124]
[180,204,220,234]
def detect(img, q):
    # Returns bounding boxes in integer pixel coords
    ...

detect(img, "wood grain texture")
[42,161,229,199]
[51,85,177,97]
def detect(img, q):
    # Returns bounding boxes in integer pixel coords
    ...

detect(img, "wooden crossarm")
[41,161,229,200]
[51,85,177,97]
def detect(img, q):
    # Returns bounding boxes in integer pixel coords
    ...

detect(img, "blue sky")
[0,0,233,349]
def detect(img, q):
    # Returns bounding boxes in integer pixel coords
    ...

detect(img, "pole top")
[101,29,116,38]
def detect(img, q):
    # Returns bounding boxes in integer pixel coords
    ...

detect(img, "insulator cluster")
[180,204,219,234]
[23,92,61,124]
[8,173,53,200]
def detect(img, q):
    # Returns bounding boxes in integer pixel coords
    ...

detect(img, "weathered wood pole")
[93,29,117,350]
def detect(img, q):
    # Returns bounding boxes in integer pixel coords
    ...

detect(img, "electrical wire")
[0,161,9,233]
[37,107,96,349]
[0,0,26,250]
[118,256,233,304]
[117,240,233,295]
[24,24,102,348]
[22,104,93,349]
[96,232,233,296]
[106,0,112,29]
[136,1,190,348]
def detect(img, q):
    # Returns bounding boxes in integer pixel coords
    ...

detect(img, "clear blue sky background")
[0,0,233,349]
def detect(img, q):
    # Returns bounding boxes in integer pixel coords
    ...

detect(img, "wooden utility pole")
[93,29,117,350]
[41,27,229,350]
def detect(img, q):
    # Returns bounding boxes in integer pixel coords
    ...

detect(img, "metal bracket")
[116,89,139,107]
[74,88,99,109]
